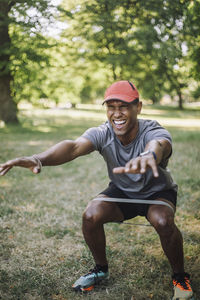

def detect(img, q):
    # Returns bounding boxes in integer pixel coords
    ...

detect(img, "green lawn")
[0,105,200,300]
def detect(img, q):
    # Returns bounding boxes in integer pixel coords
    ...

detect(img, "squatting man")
[0,81,194,299]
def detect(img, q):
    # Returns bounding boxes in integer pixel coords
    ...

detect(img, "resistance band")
[94,197,175,212]
[93,197,175,226]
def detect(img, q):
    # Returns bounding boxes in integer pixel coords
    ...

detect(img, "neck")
[117,120,139,146]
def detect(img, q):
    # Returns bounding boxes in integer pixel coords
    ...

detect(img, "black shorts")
[100,182,177,220]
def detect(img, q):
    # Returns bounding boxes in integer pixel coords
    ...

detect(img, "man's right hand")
[0,156,42,176]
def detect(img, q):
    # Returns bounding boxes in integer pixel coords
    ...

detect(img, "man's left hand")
[113,153,159,177]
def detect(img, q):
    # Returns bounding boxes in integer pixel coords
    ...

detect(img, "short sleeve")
[144,120,172,145]
[81,123,109,153]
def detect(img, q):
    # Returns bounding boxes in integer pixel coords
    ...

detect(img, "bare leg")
[147,201,184,274]
[82,196,124,266]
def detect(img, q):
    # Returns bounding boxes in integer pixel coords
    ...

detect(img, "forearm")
[0,137,93,176]
[144,139,171,164]
[34,140,77,166]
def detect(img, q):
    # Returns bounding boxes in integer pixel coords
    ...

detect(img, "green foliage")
[10,28,53,103]
[184,0,200,79]
[8,1,58,104]
[1,0,200,119]
[59,0,200,106]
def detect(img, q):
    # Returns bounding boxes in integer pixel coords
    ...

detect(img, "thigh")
[85,195,124,223]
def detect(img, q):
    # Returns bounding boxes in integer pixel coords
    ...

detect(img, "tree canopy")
[0,0,200,123]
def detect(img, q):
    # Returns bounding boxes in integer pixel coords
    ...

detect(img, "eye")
[120,105,128,110]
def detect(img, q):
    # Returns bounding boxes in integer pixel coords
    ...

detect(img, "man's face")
[106,100,142,142]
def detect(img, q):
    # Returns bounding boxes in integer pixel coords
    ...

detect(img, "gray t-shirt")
[82,119,178,198]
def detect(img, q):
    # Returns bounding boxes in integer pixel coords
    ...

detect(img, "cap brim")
[103,96,139,104]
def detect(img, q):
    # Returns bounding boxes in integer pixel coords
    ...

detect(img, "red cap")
[103,80,139,104]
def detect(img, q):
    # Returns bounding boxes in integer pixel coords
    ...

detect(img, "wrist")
[32,155,42,167]
[139,150,157,161]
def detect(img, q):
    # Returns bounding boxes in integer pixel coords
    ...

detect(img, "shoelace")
[84,266,100,277]
[173,275,192,291]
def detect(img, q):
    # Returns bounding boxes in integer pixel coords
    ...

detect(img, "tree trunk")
[0,75,18,123]
[178,90,183,110]
[0,1,19,124]
[151,95,157,104]
[112,64,117,81]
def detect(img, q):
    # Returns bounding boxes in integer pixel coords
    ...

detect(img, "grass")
[0,105,200,300]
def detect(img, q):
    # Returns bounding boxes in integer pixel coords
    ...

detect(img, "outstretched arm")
[0,137,94,176]
[113,139,171,178]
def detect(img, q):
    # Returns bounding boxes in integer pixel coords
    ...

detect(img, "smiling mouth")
[113,120,126,128]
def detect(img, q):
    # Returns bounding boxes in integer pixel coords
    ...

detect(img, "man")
[0,81,194,299]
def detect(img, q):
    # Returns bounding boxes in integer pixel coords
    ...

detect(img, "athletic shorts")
[100,182,177,220]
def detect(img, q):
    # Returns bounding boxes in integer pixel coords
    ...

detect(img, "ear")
[137,101,142,114]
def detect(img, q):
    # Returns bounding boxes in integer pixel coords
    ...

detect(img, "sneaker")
[172,272,194,299]
[72,265,109,292]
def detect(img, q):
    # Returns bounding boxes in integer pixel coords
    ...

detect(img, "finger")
[1,159,20,169]
[140,158,148,174]
[0,161,12,169]
[0,166,12,176]
[141,157,159,177]
[125,159,140,173]
[124,160,133,172]
[113,167,126,174]
[149,161,159,177]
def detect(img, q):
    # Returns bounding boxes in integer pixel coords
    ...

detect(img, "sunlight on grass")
[0,121,5,128]
[20,106,200,132]
[34,126,53,132]
[28,141,43,146]
[142,116,200,128]
[22,107,106,121]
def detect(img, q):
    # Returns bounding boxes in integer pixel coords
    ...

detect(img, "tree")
[0,0,59,123]
[184,0,200,100]
[61,0,199,108]
[0,1,18,123]
[1,0,199,119]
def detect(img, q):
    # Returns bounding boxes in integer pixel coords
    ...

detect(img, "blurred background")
[0,0,200,125]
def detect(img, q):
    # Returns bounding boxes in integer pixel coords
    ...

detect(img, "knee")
[82,208,96,225]
[82,202,102,226]
[150,214,175,236]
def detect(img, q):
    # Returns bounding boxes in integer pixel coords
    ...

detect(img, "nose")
[113,108,122,118]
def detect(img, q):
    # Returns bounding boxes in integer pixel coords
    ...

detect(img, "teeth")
[114,120,126,125]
